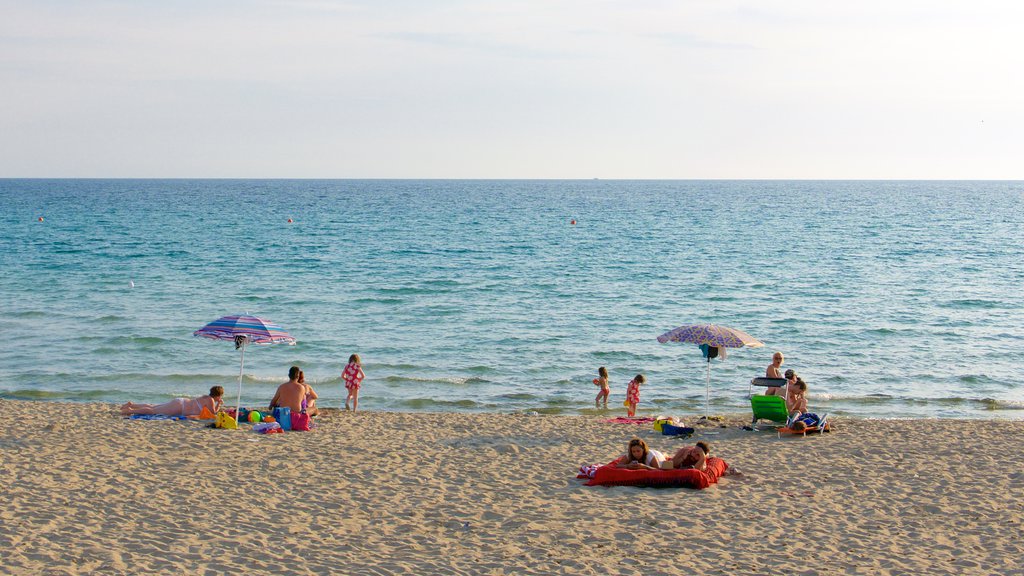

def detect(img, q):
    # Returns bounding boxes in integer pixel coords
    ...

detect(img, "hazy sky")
[1,1,1021,178]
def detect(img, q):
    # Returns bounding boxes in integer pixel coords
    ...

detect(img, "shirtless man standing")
[270,366,306,412]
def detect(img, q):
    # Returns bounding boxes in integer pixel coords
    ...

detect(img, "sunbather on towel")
[120,386,224,417]
[616,438,667,470]
[664,441,710,471]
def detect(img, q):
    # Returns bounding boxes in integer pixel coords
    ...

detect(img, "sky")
[1,0,1022,179]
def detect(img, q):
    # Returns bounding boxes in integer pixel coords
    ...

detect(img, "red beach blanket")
[581,457,729,489]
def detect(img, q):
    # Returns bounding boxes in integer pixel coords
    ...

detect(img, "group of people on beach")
[763,351,809,417]
[592,367,647,417]
[615,437,711,471]
[120,354,366,418]
[593,350,812,420]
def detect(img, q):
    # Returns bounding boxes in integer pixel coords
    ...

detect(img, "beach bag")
[253,422,282,434]
[215,411,237,430]
[291,410,311,432]
[272,406,292,431]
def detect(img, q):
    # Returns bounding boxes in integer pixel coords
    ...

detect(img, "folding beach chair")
[749,377,789,429]
[777,413,831,438]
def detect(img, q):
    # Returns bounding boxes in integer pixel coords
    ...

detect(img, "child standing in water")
[342,353,365,412]
[593,366,610,409]
[624,374,646,417]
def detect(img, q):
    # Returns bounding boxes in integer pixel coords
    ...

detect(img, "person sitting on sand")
[121,386,224,417]
[767,368,796,397]
[298,370,319,416]
[766,351,784,379]
[616,437,667,470]
[786,378,808,417]
[270,366,306,413]
[663,441,710,471]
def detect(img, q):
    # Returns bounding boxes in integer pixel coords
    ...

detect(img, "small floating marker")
[570,219,576,225]
[287,218,293,223]
[38,216,44,222]
[129,280,135,288]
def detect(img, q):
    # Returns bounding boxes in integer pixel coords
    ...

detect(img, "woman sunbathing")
[120,386,224,417]
[616,438,667,470]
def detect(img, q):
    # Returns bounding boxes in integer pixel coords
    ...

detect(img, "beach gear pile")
[209,407,314,433]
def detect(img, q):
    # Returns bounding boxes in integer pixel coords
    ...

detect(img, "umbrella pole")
[705,357,711,418]
[236,340,246,426]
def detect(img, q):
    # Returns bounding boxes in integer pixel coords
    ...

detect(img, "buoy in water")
[38,216,44,222]
[570,219,576,225]
[129,280,135,288]
[287,218,293,223]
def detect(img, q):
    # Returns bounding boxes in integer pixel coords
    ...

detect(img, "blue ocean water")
[2,179,1022,419]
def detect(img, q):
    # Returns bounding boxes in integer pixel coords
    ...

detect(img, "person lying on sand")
[616,437,667,470]
[120,386,224,417]
[662,441,710,471]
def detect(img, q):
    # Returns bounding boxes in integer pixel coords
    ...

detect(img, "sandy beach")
[2,399,1022,575]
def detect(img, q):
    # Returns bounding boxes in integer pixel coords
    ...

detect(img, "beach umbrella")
[194,315,296,425]
[657,324,764,418]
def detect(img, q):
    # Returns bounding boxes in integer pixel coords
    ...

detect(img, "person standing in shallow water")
[342,354,365,412]
[593,366,610,409]
[624,374,645,417]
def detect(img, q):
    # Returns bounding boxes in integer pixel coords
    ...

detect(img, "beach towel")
[602,417,656,425]
[583,457,729,489]
[577,464,601,479]
[128,414,188,421]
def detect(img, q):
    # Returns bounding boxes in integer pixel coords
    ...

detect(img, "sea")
[2,179,1022,419]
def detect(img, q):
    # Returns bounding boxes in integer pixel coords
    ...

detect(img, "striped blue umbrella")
[657,324,763,418]
[194,315,296,424]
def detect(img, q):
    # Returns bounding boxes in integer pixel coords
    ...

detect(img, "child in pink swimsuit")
[342,353,365,412]
[593,366,610,409]
[624,374,646,417]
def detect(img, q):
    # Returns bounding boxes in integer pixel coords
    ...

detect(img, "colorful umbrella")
[194,315,296,424]
[657,324,764,417]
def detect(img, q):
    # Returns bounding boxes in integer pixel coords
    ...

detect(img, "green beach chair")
[750,395,790,428]
[749,377,790,429]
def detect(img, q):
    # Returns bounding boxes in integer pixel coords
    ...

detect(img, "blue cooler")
[273,407,292,430]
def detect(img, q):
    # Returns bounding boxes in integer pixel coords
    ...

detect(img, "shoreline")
[5,396,1024,421]
[2,399,1022,575]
